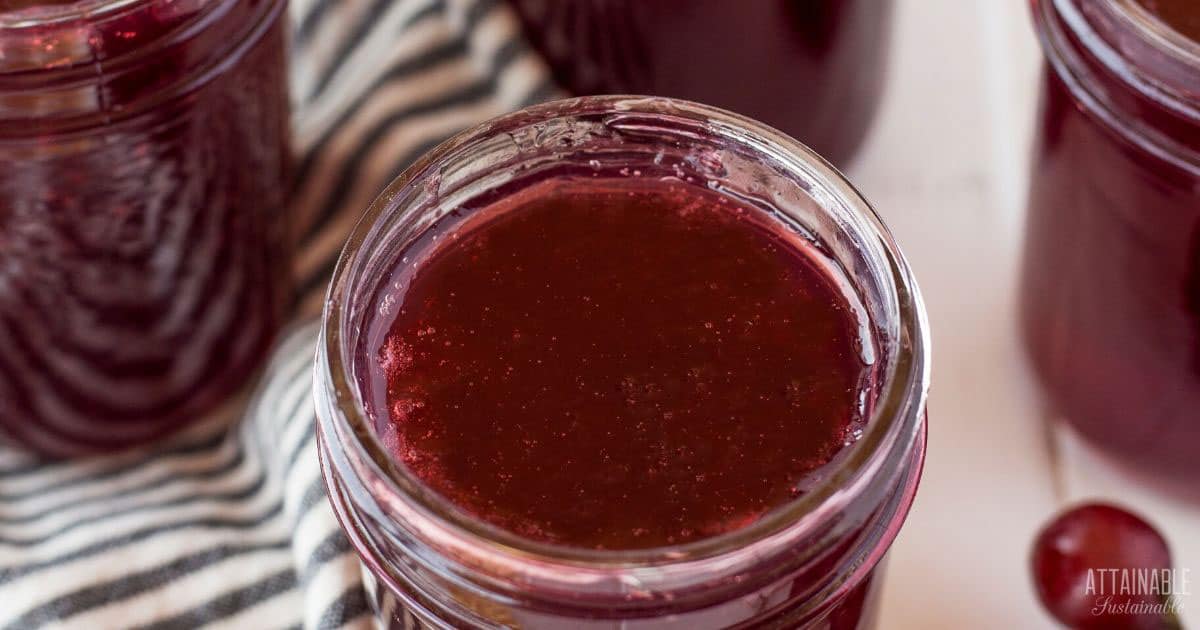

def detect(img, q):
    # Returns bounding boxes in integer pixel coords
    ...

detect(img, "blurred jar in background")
[505,0,894,166]
[0,0,291,456]
[1022,0,1200,479]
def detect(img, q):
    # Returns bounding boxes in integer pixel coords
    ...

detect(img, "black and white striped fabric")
[0,1,555,627]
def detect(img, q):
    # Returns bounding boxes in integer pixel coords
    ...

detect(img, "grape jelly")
[368,177,870,551]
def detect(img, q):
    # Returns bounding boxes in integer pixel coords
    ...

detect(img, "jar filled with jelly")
[504,0,893,166]
[315,96,930,629]
[1022,0,1200,478]
[0,0,291,455]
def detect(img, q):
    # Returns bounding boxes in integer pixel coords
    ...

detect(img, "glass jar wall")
[0,0,291,455]
[1022,0,1200,479]
[504,0,894,166]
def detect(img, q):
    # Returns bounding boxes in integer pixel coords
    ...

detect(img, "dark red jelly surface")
[504,0,892,166]
[1138,0,1200,42]
[0,0,290,454]
[1022,19,1200,476]
[365,177,870,550]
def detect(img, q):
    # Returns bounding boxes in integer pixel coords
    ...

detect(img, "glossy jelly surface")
[505,0,892,166]
[364,178,872,550]
[0,0,291,455]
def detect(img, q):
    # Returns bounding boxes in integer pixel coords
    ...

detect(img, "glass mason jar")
[1021,0,1200,479]
[504,0,894,166]
[314,96,930,629]
[0,0,291,455]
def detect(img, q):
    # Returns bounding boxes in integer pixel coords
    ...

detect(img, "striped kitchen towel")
[0,0,556,627]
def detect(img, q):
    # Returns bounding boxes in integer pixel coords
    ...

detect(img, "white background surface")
[859,1,1200,628]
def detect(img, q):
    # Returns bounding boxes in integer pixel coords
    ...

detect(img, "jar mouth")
[319,95,932,568]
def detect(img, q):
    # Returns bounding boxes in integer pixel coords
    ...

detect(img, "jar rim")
[318,95,932,568]
[1038,0,1200,114]
[0,0,282,134]
[1034,0,1200,174]
[1054,0,1200,67]
[1111,0,1200,65]
[1,0,151,29]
